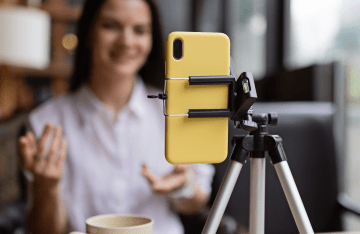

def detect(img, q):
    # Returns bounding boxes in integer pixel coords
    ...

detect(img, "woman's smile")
[110,50,139,62]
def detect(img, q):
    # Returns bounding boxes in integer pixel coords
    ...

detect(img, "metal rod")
[202,160,243,234]
[249,158,266,234]
[274,161,314,234]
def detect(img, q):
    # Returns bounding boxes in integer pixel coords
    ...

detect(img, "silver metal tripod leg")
[249,158,266,234]
[274,161,314,234]
[201,160,244,234]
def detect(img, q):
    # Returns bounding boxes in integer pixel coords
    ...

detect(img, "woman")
[18,0,214,233]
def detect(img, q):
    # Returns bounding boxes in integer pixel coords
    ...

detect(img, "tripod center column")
[249,157,266,234]
[249,124,267,234]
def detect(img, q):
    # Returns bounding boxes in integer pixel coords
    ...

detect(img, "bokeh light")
[62,33,78,51]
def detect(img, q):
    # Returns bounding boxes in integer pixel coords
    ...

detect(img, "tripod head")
[240,112,278,132]
[251,113,278,126]
[229,59,280,132]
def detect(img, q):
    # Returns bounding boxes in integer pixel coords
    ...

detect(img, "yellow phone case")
[165,32,230,164]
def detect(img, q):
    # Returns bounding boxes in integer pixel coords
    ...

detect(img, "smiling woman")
[18,0,215,234]
[90,0,153,84]
[88,0,153,114]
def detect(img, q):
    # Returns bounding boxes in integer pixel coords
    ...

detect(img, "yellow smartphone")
[165,32,230,164]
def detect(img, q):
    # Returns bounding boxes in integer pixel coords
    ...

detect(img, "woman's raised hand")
[18,123,67,193]
[141,164,189,194]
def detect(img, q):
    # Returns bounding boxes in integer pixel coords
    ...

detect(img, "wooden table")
[293,232,360,234]
[316,232,360,234]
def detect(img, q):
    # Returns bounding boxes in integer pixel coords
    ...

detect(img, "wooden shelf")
[42,4,82,22]
[9,62,73,79]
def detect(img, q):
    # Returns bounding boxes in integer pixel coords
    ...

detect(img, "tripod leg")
[269,143,314,234]
[249,157,266,234]
[202,146,249,234]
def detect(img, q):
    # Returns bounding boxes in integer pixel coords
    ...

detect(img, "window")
[287,0,360,230]
[227,0,267,79]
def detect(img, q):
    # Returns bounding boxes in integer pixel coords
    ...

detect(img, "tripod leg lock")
[230,140,250,164]
[268,138,287,164]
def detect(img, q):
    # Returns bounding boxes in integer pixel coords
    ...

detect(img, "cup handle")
[69,232,87,234]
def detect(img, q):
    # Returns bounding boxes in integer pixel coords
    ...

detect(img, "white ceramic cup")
[69,214,153,234]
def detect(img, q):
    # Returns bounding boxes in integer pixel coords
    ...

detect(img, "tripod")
[148,63,314,234]
[201,111,314,234]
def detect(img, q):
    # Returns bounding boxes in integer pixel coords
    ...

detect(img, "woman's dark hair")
[69,0,165,92]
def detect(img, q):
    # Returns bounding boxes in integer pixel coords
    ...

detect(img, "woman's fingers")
[56,138,67,169]
[159,173,187,193]
[18,136,28,155]
[142,164,158,186]
[46,126,62,163]
[142,164,188,194]
[36,123,53,161]
[34,123,58,173]
[19,136,34,169]
[27,131,36,150]
[42,137,67,179]
[172,165,187,174]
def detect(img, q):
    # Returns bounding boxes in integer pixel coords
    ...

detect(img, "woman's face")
[90,0,153,79]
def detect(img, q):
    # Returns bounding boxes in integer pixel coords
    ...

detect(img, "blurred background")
[0,0,360,232]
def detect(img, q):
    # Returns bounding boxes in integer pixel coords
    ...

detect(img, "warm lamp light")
[0,6,51,69]
[0,6,51,120]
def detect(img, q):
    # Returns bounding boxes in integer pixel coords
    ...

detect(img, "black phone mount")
[147,67,259,131]
[188,72,259,132]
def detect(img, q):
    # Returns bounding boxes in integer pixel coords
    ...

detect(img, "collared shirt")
[29,79,215,234]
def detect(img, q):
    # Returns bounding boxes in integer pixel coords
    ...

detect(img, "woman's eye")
[135,29,145,35]
[135,27,150,35]
[102,22,116,29]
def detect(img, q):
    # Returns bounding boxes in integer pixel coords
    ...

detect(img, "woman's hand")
[141,164,188,195]
[142,163,210,215]
[19,123,67,194]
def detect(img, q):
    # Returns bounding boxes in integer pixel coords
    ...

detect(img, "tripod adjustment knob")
[268,112,278,126]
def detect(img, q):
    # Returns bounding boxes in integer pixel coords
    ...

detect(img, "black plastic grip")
[188,75,236,118]
[268,141,287,164]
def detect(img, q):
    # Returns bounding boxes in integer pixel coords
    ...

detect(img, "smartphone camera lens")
[173,38,183,60]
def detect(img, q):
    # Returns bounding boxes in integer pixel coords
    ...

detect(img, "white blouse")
[28,79,215,234]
